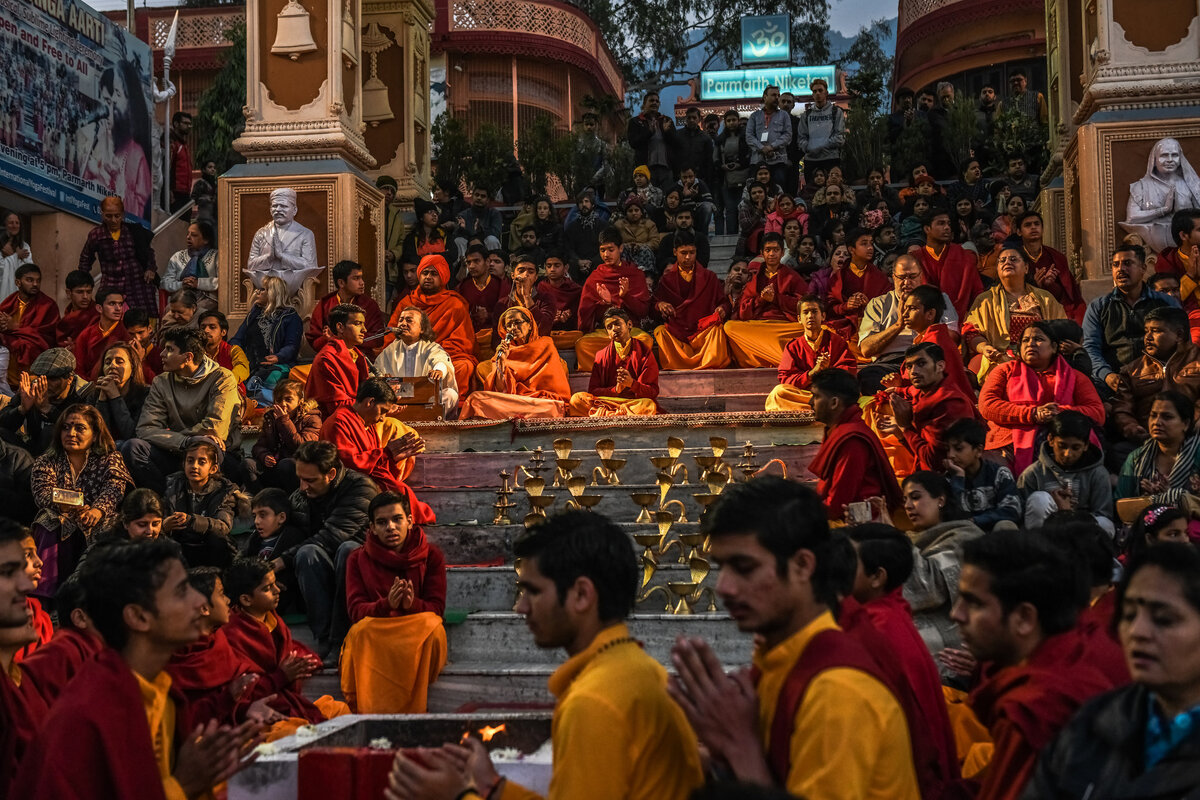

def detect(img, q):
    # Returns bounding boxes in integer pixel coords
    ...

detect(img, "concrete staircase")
[707,234,739,278]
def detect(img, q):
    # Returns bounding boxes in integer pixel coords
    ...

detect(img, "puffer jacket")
[1017,441,1113,521]
[1112,340,1200,440]
[284,468,377,571]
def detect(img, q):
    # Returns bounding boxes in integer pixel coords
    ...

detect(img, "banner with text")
[700,65,836,102]
[0,0,154,226]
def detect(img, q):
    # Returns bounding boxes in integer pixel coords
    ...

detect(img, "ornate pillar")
[218,0,386,335]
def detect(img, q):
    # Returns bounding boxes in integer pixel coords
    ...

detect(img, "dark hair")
[902,471,964,521]
[465,244,489,260]
[1021,319,1061,351]
[251,488,291,516]
[183,436,222,467]
[56,574,89,629]
[959,157,980,175]
[1010,68,1027,78]
[513,511,637,623]
[120,488,165,529]
[356,376,397,404]
[294,440,341,473]
[97,288,125,306]
[0,518,26,548]
[328,302,365,333]
[50,403,115,457]
[895,87,915,100]
[332,260,361,287]
[944,417,987,449]
[904,341,945,363]
[603,307,632,325]
[1117,542,1200,619]
[187,565,222,602]
[224,557,274,606]
[190,218,215,246]
[704,477,835,603]
[1014,210,1043,230]
[369,490,412,521]
[1151,390,1196,435]
[1127,504,1191,561]
[960,531,1087,635]
[672,230,697,250]
[825,533,859,601]
[172,111,192,126]
[14,263,39,280]
[198,310,229,335]
[760,232,785,249]
[847,227,873,246]
[65,270,95,290]
[922,209,952,228]
[1148,272,1180,292]
[797,294,827,314]
[846,523,915,590]
[1112,243,1146,265]
[598,227,623,248]
[78,538,186,650]
[907,284,945,318]
[1041,521,1115,589]
[169,288,199,308]
[272,378,305,403]
[99,61,151,216]
[1171,209,1200,248]
[125,308,151,329]
[396,306,435,341]
[161,328,205,364]
[1145,305,1190,338]
[810,368,859,407]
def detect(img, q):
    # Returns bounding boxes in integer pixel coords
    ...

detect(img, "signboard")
[0,0,154,226]
[741,15,790,65]
[700,65,836,102]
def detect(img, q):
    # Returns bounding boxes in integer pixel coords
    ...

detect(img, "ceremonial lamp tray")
[229,712,553,799]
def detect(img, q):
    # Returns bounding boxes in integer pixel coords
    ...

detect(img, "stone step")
[565,367,778,394]
[410,443,821,490]
[446,612,750,666]
[447,564,720,611]
[411,412,821,454]
[428,521,710,566]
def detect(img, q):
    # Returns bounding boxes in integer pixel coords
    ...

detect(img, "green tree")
[465,124,515,193]
[841,103,886,182]
[431,115,472,190]
[838,19,892,114]
[942,95,980,174]
[990,108,1049,174]
[192,21,246,171]
[518,115,566,198]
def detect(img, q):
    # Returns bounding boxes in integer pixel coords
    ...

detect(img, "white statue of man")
[245,187,322,295]
[1121,138,1200,252]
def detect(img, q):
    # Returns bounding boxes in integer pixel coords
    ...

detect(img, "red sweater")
[345,531,447,624]
[900,382,977,472]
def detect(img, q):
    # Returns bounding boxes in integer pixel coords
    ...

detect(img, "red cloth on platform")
[17,627,104,707]
[73,321,128,379]
[223,609,325,723]
[777,327,856,389]
[968,630,1116,800]
[306,339,370,418]
[901,382,978,472]
[538,277,583,331]
[587,338,659,401]
[306,291,386,356]
[808,406,902,520]
[829,264,891,326]
[345,530,446,624]
[918,243,983,320]
[1027,245,1084,323]
[55,306,99,347]
[578,260,652,331]
[167,628,255,725]
[736,264,807,321]
[0,291,60,373]
[319,407,435,525]
[653,264,725,340]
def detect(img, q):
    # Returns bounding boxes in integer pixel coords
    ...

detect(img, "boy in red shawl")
[0,264,60,385]
[55,270,99,348]
[765,295,856,411]
[538,250,583,348]
[724,232,809,367]
[386,254,478,394]
[917,211,983,320]
[305,303,370,417]
[1017,211,1084,322]
[73,289,128,379]
[319,378,434,524]
[651,230,731,370]
[880,343,978,473]
[17,575,104,707]
[222,557,349,729]
[951,532,1118,800]
[829,228,891,330]
[457,244,510,354]
[341,491,447,714]
[575,228,653,372]
[569,308,659,417]
[807,368,902,522]
[306,260,386,357]
[901,285,974,399]
[12,538,262,800]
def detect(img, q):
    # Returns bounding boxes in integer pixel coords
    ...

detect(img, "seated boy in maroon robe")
[651,230,730,370]
[569,308,659,417]
[493,257,553,338]
[538,250,583,347]
[11,538,261,800]
[765,296,857,411]
[458,245,510,353]
[306,303,370,417]
[0,520,44,800]
[916,211,983,320]
[55,270,99,348]
[222,557,349,727]
[575,228,653,371]
[305,260,385,357]
[17,575,104,707]
[807,368,902,521]
[74,289,128,379]
[900,285,973,399]
[879,343,977,473]
[0,264,60,385]
[828,228,891,331]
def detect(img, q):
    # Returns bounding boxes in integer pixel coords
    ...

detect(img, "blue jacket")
[1081,284,1178,384]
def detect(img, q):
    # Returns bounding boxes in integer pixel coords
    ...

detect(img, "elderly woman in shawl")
[1122,138,1200,252]
[459,306,572,419]
[163,220,219,312]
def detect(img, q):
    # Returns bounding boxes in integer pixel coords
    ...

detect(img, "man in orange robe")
[306,260,385,357]
[0,264,60,385]
[73,289,128,379]
[723,232,809,367]
[765,296,856,411]
[569,308,659,417]
[387,254,477,396]
[651,231,730,370]
[461,306,572,419]
[575,228,653,372]
[916,210,983,320]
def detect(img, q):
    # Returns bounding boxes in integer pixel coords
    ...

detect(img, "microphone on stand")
[363,326,404,343]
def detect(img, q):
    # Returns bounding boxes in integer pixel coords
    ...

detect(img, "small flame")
[478,724,507,742]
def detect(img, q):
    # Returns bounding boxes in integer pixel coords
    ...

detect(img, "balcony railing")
[898,0,961,32]
[150,8,243,50]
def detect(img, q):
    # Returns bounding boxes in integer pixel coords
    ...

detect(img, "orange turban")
[418,254,451,288]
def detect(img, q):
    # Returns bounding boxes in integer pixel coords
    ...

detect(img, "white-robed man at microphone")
[374,306,460,413]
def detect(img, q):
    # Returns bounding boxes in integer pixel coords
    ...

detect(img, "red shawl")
[736,264,808,321]
[166,628,257,724]
[777,327,856,389]
[223,609,324,723]
[1027,245,1084,323]
[10,648,183,800]
[828,264,891,325]
[587,338,659,401]
[0,291,60,372]
[307,291,386,355]
[458,275,510,330]
[74,320,128,379]
[808,406,902,520]
[2,660,48,800]
[915,323,974,399]
[917,243,983,320]
[538,278,582,331]
[1007,355,1082,473]
[578,260,651,332]
[1075,589,1131,686]
[653,264,725,340]
[12,598,53,664]
[388,256,477,365]
[55,305,99,347]
[305,338,370,417]
[17,627,104,707]
[902,382,978,472]
[345,530,447,624]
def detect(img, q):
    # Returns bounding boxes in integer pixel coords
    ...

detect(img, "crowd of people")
[2,70,1200,798]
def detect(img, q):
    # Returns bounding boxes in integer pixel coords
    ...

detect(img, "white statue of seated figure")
[245,187,323,296]
[1121,138,1200,253]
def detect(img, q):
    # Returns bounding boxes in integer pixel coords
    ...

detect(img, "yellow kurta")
[754,611,921,800]
[340,611,448,713]
[964,285,1065,381]
[653,323,731,370]
[722,320,808,367]
[135,671,188,800]
[574,328,654,373]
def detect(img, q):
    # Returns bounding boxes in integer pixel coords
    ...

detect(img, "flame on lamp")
[478,724,507,742]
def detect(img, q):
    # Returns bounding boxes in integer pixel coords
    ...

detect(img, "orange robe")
[460,309,571,420]
[651,263,730,370]
[569,338,659,417]
[387,255,478,396]
[724,264,808,367]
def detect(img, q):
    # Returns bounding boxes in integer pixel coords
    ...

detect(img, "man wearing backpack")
[795,78,845,186]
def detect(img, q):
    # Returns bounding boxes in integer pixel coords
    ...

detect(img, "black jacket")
[627,113,677,170]
[0,376,91,455]
[285,468,376,569]
[0,439,34,524]
[674,127,715,185]
[1023,684,1200,800]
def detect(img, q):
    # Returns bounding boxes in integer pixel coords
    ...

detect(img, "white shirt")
[858,290,960,357]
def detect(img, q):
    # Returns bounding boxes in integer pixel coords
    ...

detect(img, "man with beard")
[452,186,502,261]
[0,264,59,384]
[374,306,459,413]
[386,254,477,396]
[564,190,607,278]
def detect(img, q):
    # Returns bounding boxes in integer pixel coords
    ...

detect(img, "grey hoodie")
[136,355,242,453]
[1017,441,1113,521]
[796,102,846,161]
